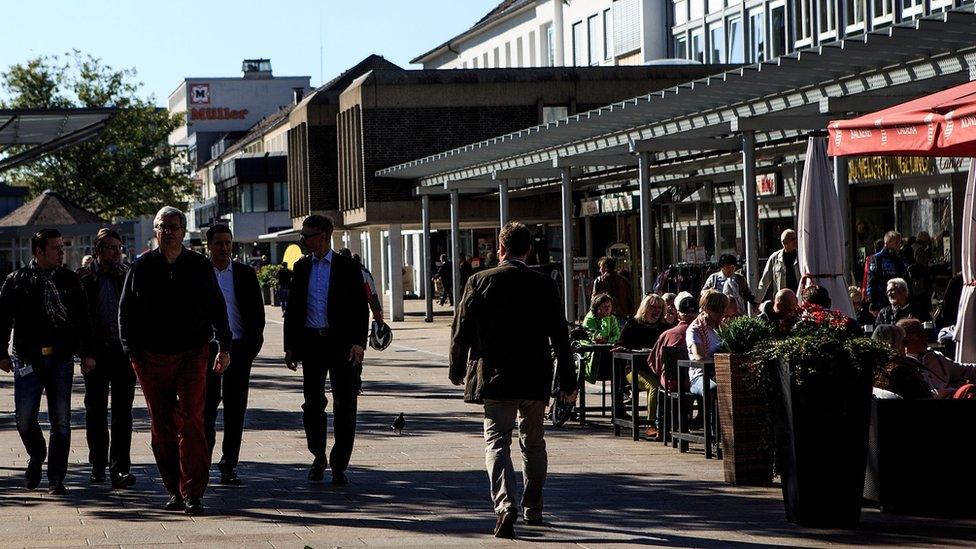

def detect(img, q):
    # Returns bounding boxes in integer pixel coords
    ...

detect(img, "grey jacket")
[757,248,800,303]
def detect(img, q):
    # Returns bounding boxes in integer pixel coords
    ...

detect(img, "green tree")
[1,51,192,219]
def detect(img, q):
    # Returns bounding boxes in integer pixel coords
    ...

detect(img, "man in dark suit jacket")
[203,225,266,486]
[449,221,578,539]
[284,215,369,486]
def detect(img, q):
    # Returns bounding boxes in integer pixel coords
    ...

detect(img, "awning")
[0,107,116,172]
[258,227,300,242]
[828,80,976,157]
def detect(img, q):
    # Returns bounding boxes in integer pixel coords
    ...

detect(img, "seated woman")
[583,293,621,384]
[871,324,932,400]
[618,294,667,438]
[686,290,730,396]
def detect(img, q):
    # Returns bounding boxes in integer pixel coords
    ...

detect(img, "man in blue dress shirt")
[283,215,369,485]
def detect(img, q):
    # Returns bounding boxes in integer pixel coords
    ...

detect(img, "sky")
[0,0,500,106]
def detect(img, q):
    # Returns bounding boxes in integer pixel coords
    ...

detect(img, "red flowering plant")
[791,302,858,338]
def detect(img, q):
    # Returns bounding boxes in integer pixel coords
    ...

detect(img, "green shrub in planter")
[257,264,283,289]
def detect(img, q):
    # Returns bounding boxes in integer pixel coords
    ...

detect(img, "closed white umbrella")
[797,137,856,318]
[954,163,976,362]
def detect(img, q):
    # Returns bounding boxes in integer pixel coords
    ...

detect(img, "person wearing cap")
[283,215,369,486]
[119,206,231,515]
[0,228,95,495]
[648,291,698,403]
[203,224,265,487]
[703,254,756,316]
[77,228,137,489]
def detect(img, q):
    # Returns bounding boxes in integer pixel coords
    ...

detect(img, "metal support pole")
[499,179,510,227]
[421,195,433,322]
[834,155,852,282]
[450,190,461,308]
[560,167,575,322]
[584,214,594,276]
[389,223,404,322]
[637,151,654,295]
[742,130,760,300]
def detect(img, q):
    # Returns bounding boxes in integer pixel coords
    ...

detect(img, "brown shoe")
[493,511,516,538]
[644,426,659,439]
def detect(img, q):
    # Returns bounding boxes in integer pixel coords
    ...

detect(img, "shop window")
[795,0,814,45]
[897,197,952,266]
[674,34,689,59]
[845,0,866,34]
[588,14,601,65]
[709,21,725,63]
[728,16,744,63]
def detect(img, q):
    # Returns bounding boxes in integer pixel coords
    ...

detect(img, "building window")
[472,58,478,68]
[588,14,600,65]
[493,47,500,68]
[613,0,641,55]
[603,8,612,60]
[504,42,512,67]
[690,28,705,63]
[900,0,925,20]
[690,0,704,19]
[796,0,813,44]
[818,0,837,38]
[748,9,764,62]
[674,33,688,59]
[728,15,744,63]
[516,37,524,67]
[709,21,725,63]
[546,23,557,66]
[674,0,688,25]
[529,30,538,66]
[483,52,489,68]
[769,2,787,57]
[872,0,894,26]
[845,0,866,34]
[707,0,724,13]
[573,21,586,66]
[930,0,953,13]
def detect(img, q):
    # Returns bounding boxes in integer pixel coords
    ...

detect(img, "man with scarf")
[78,228,137,489]
[0,228,95,495]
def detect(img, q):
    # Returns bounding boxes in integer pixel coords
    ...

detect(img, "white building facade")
[413,0,671,70]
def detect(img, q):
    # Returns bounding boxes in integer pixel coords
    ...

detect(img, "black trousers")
[301,331,361,473]
[83,346,137,476]
[205,340,257,471]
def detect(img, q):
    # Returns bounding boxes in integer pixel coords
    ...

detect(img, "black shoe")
[494,511,516,539]
[525,517,544,527]
[308,458,326,482]
[219,469,242,486]
[164,495,185,511]
[331,471,349,486]
[25,459,43,490]
[111,472,136,489]
[90,470,106,484]
[184,497,204,516]
[48,483,67,495]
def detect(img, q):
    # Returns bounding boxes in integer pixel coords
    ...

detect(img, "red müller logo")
[190,84,210,105]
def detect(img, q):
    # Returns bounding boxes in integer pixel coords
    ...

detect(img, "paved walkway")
[1,300,973,548]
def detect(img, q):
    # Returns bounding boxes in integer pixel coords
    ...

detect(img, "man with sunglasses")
[284,215,369,486]
[77,228,137,489]
[119,206,231,515]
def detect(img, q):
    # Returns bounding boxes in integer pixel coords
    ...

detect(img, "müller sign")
[190,107,250,121]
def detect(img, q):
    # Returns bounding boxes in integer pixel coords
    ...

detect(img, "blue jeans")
[690,376,716,397]
[14,356,74,486]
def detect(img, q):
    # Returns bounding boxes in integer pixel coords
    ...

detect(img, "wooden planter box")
[714,353,773,486]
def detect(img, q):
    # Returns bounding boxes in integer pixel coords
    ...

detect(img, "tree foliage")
[1,51,192,219]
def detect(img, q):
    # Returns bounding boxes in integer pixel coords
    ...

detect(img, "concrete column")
[560,167,574,322]
[637,151,654,295]
[584,214,594,276]
[367,226,384,299]
[742,130,760,299]
[388,223,404,322]
[499,179,510,227]
[422,194,433,322]
[450,190,461,307]
[347,229,363,257]
[834,155,852,282]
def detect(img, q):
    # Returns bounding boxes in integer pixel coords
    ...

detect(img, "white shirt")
[214,262,244,340]
[686,314,721,383]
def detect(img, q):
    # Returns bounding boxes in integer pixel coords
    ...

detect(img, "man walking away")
[757,229,800,302]
[284,215,369,486]
[204,225,265,486]
[0,229,95,495]
[78,228,137,489]
[433,254,453,306]
[450,221,578,539]
[119,207,232,515]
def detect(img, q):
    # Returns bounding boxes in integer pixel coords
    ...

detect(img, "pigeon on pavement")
[392,413,405,435]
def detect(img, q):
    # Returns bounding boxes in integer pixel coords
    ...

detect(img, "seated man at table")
[758,289,800,335]
[898,318,976,399]
[876,278,931,327]
[647,292,699,437]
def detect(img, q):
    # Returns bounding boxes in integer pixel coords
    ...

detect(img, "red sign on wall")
[189,107,250,121]
[756,173,780,197]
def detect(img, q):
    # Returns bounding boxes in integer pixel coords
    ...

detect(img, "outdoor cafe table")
[612,349,651,441]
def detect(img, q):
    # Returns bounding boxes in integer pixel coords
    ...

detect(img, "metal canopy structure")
[0,108,116,172]
[378,8,976,186]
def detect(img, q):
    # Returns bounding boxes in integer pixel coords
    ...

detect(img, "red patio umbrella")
[828,80,976,157]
